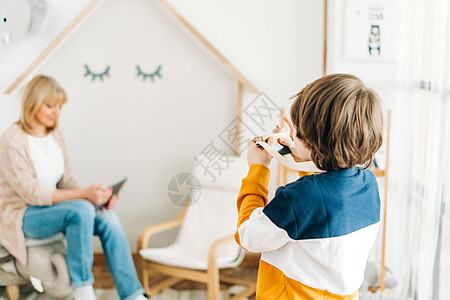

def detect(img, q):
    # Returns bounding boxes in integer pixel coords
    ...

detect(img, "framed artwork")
[343,0,400,62]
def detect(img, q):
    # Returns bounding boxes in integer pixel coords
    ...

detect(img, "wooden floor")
[92,253,259,300]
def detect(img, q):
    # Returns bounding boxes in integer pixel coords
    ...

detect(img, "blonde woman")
[0,75,148,300]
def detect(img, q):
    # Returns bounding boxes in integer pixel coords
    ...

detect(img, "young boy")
[235,73,384,299]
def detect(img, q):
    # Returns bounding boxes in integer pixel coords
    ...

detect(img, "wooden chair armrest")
[138,205,188,250]
[207,235,235,271]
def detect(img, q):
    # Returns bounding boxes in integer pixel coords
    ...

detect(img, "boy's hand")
[247,137,275,167]
[280,116,310,163]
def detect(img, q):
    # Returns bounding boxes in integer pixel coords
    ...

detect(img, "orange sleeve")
[234,164,271,248]
[298,171,314,177]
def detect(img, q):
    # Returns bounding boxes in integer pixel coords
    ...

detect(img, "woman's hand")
[101,195,118,211]
[247,137,275,167]
[84,184,112,206]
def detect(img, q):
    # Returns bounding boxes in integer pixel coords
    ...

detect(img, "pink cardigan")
[0,124,80,266]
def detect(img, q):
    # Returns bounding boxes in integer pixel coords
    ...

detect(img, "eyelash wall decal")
[84,64,111,81]
[136,65,162,82]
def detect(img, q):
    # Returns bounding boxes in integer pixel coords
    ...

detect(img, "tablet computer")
[111,177,127,196]
[98,177,128,208]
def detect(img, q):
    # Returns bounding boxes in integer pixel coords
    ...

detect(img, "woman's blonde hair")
[290,73,384,171]
[18,75,67,134]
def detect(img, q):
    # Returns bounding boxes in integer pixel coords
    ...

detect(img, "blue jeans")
[22,200,144,300]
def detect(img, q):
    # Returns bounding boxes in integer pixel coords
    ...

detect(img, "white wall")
[167,0,324,105]
[0,0,324,251]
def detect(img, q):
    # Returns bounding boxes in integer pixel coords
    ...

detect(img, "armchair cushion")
[139,242,241,270]
[140,188,242,270]
[24,233,65,247]
[140,156,249,270]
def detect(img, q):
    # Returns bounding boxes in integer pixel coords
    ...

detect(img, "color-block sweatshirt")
[234,164,380,300]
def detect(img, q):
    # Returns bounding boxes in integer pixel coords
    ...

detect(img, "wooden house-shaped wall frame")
[5,0,259,154]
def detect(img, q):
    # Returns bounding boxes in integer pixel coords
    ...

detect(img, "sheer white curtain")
[435,101,450,299]
[439,112,450,299]
[397,0,450,298]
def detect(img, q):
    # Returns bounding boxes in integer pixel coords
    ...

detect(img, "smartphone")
[273,144,292,156]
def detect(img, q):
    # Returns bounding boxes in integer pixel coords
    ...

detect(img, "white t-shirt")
[28,133,64,189]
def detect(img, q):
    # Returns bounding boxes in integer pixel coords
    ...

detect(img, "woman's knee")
[65,200,95,226]
[95,211,124,235]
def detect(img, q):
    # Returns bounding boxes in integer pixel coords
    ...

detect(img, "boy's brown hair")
[290,73,383,171]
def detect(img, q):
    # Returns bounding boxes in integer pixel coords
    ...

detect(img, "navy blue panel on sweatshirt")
[262,167,380,240]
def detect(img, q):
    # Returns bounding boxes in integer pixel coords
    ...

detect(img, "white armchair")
[138,156,255,300]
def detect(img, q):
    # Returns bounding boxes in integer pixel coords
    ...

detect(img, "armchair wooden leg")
[6,285,20,300]
[148,277,183,296]
[136,254,143,284]
[229,284,256,300]
[142,267,151,295]
[207,268,220,300]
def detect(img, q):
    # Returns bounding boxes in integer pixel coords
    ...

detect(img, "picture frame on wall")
[343,0,400,62]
